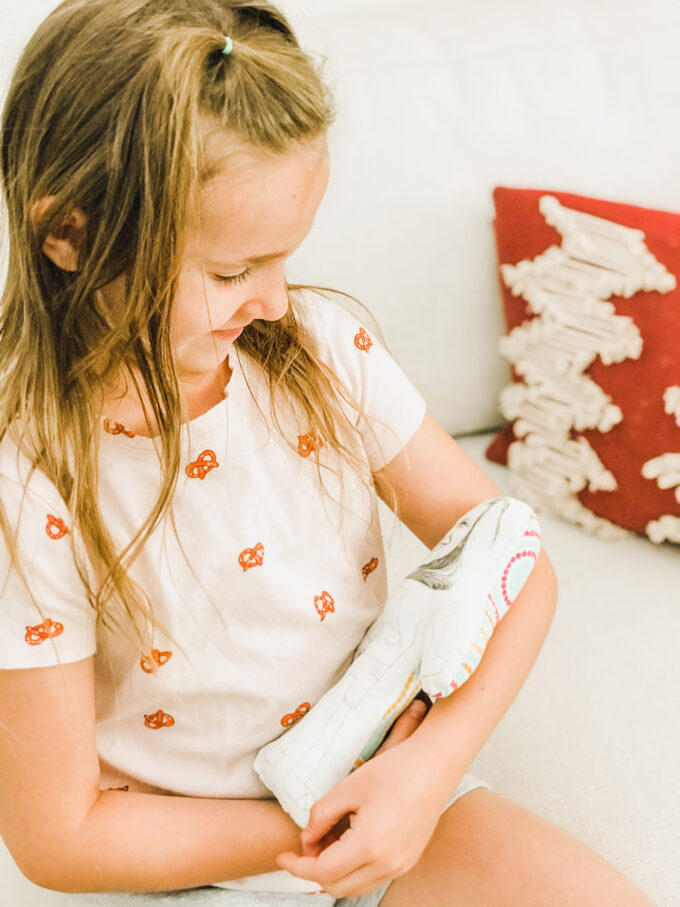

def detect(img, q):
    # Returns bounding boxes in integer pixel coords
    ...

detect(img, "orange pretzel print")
[238,542,264,572]
[354,328,373,353]
[144,709,175,730]
[103,419,136,438]
[25,618,64,646]
[45,514,69,540]
[186,449,219,480]
[140,649,173,673]
[361,557,379,581]
[281,701,311,728]
[297,432,324,458]
[314,590,335,621]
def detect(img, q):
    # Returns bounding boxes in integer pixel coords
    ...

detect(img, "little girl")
[0,2,653,905]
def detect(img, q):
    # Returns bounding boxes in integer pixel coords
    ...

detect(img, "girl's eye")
[213,269,251,286]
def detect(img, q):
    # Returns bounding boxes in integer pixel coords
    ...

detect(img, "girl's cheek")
[172,282,216,336]
[174,271,251,337]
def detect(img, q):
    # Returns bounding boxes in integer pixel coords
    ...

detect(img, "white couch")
[1,1,678,905]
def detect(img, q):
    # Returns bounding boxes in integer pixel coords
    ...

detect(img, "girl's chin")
[183,329,242,364]
[176,345,233,381]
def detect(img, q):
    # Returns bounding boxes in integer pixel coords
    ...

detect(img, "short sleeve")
[293,289,427,472]
[0,440,97,669]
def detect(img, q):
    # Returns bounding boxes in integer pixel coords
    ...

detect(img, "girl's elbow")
[15,839,85,894]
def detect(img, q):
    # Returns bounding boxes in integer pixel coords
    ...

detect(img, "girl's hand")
[374,694,430,752]
[276,698,450,898]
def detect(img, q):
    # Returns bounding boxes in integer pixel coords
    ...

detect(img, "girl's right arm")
[0,657,304,894]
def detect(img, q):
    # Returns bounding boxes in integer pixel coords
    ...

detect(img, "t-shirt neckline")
[99,350,248,451]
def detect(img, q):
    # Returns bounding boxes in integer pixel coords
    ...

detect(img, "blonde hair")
[0,0,401,667]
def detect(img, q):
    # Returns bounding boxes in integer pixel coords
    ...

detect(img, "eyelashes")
[213,268,251,286]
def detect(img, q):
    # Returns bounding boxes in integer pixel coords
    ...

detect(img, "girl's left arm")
[278,412,558,896]
[368,411,558,790]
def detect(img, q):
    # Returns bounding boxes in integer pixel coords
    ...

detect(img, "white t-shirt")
[0,289,427,894]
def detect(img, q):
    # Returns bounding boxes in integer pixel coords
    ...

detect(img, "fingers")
[279,698,430,890]
[315,862,395,900]
[277,825,368,886]
[299,784,360,847]
[373,698,427,757]
[301,817,348,856]
[277,825,399,899]
[299,699,428,847]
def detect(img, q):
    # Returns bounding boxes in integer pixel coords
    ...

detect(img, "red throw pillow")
[487,187,680,545]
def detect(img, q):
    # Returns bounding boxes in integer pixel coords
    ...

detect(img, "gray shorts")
[67,774,490,907]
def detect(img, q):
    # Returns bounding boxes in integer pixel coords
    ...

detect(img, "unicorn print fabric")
[254,496,541,828]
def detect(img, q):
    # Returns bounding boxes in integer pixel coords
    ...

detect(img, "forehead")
[184,139,329,266]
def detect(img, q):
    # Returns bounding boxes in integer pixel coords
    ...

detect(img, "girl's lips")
[212,326,244,340]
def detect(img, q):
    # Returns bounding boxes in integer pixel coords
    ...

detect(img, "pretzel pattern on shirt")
[18,316,393,778]
[144,709,175,729]
[354,328,373,353]
[238,542,264,571]
[25,618,64,645]
[186,449,219,480]
[314,590,335,621]
[362,557,379,581]
[45,514,69,540]
[140,649,173,674]
[281,702,311,728]
[103,419,136,438]
[298,433,323,458]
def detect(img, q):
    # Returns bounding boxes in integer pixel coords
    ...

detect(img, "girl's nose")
[244,266,289,323]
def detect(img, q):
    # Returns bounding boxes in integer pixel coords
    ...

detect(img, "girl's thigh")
[377,787,653,907]
[337,772,490,907]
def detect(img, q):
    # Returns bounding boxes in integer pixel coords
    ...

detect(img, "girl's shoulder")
[0,426,70,518]
[290,286,385,377]
[291,286,380,338]
[289,286,427,475]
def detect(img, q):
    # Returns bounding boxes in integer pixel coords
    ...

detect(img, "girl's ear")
[31,197,88,272]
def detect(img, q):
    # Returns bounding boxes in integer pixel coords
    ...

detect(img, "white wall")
[4,1,680,436]
[279,0,680,433]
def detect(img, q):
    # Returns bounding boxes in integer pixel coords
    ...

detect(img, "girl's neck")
[100,358,232,438]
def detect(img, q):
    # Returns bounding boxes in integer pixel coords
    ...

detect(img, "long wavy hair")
[0,0,403,668]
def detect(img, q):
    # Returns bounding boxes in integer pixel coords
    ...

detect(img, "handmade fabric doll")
[254,496,541,828]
